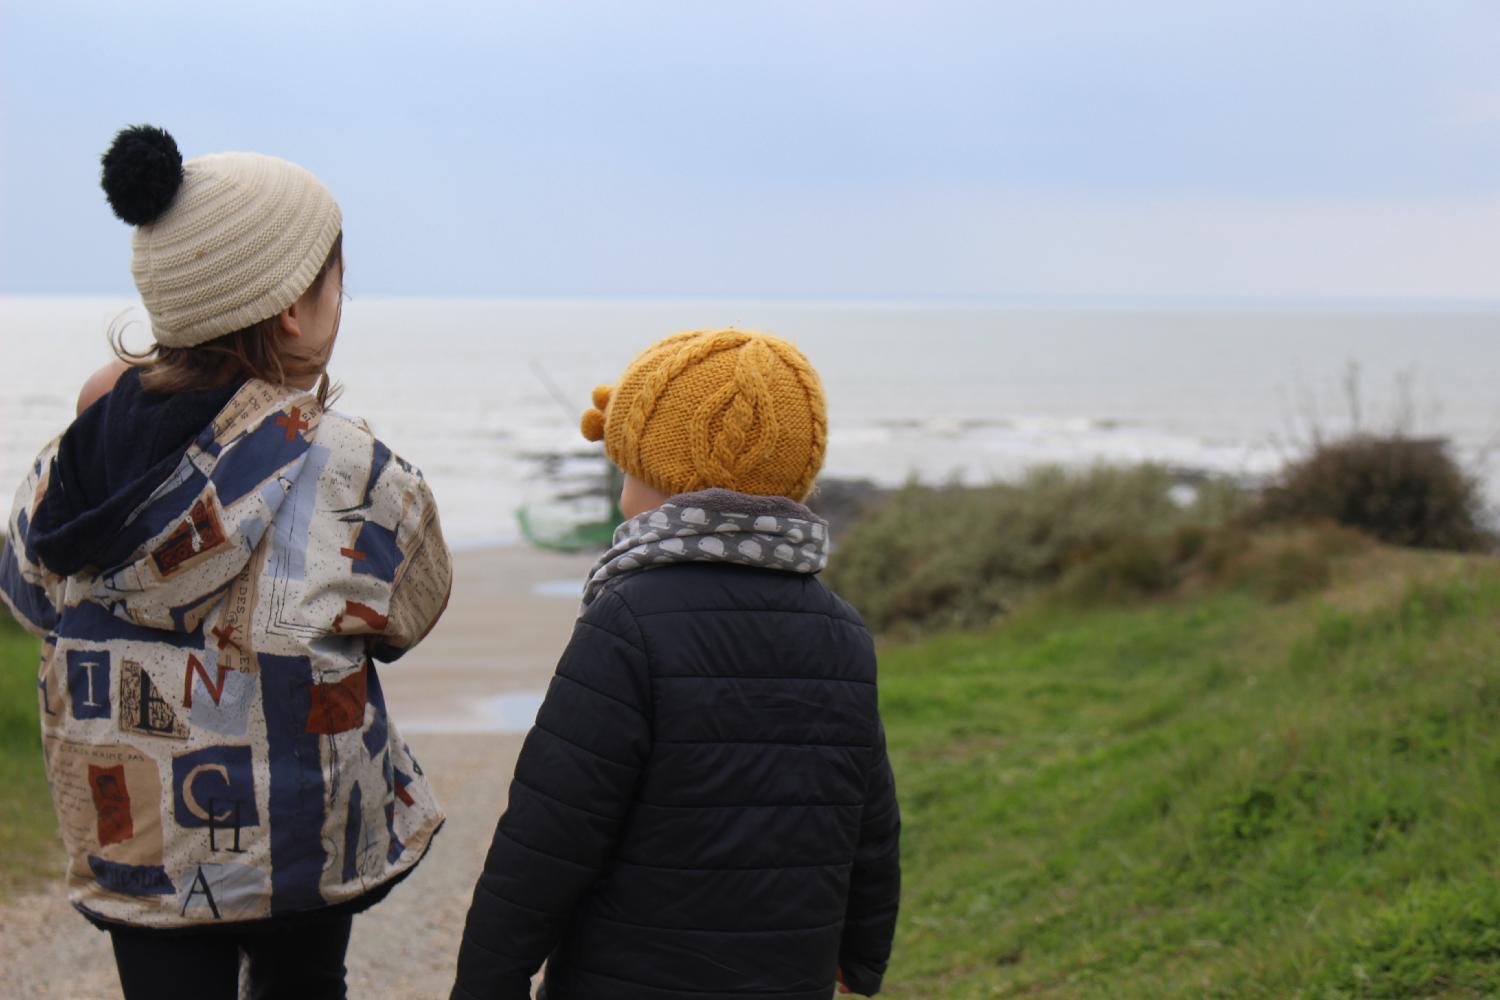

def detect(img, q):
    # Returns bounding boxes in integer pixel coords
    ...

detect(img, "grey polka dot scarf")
[581,488,830,609]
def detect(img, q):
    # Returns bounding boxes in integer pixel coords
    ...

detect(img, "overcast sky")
[3,1,1499,301]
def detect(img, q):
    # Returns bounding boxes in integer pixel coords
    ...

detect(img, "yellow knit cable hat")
[580,330,827,502]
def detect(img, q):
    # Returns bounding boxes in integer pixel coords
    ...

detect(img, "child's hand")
[836,967,852,994]
[77,360,130,415]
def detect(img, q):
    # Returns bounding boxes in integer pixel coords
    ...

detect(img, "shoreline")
[9,295,1499,554]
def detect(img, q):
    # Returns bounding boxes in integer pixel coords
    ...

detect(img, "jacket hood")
[28,373,323,633]
[30,369,244,576]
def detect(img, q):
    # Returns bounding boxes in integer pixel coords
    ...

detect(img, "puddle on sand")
[532,579,583,599]
[397,690,546,734]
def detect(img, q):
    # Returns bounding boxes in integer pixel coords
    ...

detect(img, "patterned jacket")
[0,378,450,927]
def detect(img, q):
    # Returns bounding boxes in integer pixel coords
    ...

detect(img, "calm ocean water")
[3,296,1497,546]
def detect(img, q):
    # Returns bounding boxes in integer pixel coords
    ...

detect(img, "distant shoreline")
[5,291,1500,313]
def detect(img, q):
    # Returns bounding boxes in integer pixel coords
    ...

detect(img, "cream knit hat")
[102,125,342,348]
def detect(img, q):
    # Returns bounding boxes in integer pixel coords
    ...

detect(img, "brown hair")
[112,233,344,407]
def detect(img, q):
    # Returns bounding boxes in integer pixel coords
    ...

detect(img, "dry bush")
[1255,435,1490,552]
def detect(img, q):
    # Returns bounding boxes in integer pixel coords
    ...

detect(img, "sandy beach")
[0,544,599,1000]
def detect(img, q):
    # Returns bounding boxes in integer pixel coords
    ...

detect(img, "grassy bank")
[0,616,54,892]
[878,542,1500,998]
[1,525,1494,995]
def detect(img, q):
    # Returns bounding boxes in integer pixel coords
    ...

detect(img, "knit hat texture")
[581,329,827,502]
[102,126,342,348]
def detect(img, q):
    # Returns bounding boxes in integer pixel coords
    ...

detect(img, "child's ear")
[277,302,305,339]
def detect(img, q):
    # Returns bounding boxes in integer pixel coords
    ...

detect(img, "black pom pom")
[100,125,184,226]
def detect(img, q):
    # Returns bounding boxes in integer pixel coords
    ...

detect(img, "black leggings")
[109,912,353,1000]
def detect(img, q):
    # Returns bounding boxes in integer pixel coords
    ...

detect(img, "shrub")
[824,465,1241,634]
[1052,521,1369,608]
[1213,522,1370,602]
[1051,526,1205,605]
[1255,435,1490,552]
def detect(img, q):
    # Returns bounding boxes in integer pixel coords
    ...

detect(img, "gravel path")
[0,545,595,999]
[352,731,531,998]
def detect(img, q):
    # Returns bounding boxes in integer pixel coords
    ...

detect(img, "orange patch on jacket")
[89,764,134,846]
[151,499,228,577]
[305,663,368,734]
[332,601,389,634]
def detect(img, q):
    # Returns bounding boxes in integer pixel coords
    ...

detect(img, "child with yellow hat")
[452,330,901,1000]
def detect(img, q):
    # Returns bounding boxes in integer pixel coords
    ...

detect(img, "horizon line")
[3,290,1500,313]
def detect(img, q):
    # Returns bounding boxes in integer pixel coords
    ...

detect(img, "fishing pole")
[528,359,581,421]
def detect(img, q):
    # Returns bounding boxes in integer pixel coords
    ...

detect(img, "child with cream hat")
[0,125,452,999]
[453,330,901,999]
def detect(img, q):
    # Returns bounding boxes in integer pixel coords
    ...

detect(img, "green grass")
[0,614,55,892]
[3,537,1497,996]
[878,545,1500,998]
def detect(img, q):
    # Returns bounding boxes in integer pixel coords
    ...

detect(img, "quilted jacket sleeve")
[0,445,64,637]
[451,589,653,1000]
[839,715,901,995]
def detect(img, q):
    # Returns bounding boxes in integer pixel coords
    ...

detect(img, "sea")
[3,296,1498,548]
